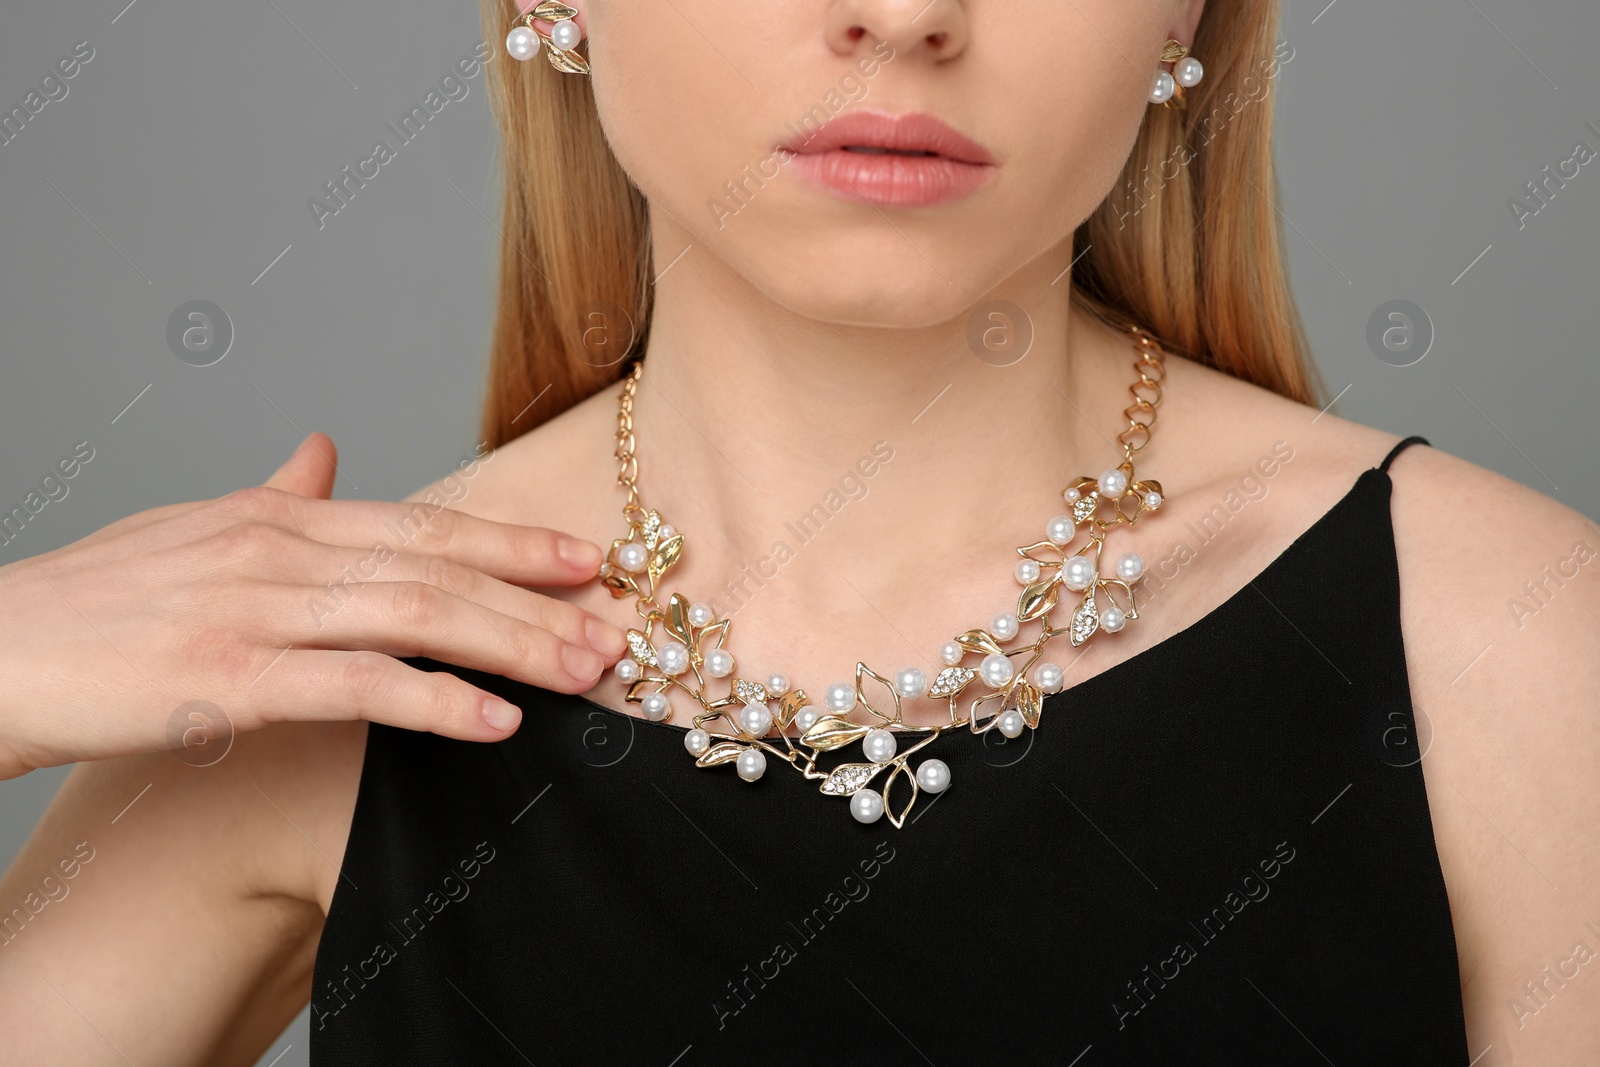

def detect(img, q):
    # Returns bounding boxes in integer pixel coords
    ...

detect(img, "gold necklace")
[596,325,1169,828]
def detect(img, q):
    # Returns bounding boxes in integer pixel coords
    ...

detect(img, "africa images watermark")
[0,39,95,149]
[704,440,896,620]
[1506,118,1600,232]
[311,839,497,1030]
[1505,525,1598,629]
[711,838,897,1030]
[0,841,97,951]
[707,40,897,230]
[1137,440,1296,607]
[1112,839,1297,1030]
[307,42,493,231]
[1506,920,1600,1031]
[0,440,96,551]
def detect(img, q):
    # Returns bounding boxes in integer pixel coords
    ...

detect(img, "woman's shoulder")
[1171,352,1597,681]
[1173,356,1599,1059]
[1196,358,1594,667]
[404,377,624,535]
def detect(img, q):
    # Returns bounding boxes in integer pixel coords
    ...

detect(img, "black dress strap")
[1377,435,1430,473]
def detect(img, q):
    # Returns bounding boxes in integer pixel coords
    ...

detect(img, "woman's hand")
[0,432,627,779]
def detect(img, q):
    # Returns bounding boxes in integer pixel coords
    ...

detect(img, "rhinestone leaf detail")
[640,510,663,550]
[1073,493,1099,524]
[819,762,886,796]
[732,679,769,705]
[928,666,977,698]
[626,630,658,666]
[1070,595,1099,646]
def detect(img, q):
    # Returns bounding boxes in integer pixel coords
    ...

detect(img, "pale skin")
[1,0,1595,1062]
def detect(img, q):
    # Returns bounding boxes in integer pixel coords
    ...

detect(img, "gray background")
[1,0,1596,1063]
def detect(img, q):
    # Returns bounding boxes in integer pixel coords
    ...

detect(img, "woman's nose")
[824,0,971,64]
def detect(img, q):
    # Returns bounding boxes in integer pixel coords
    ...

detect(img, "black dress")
[310,437,1471,1065]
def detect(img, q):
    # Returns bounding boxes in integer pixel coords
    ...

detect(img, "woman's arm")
[0,717,366,1066]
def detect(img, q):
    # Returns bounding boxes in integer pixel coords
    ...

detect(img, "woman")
[1,0,1594,1063]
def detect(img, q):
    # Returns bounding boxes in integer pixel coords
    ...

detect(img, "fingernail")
[562,643,603,681]
[481,696,521,732]
[585,616,627,657]
[558,537,602,569]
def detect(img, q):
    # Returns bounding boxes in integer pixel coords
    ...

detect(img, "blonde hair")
[477,0,1320,448]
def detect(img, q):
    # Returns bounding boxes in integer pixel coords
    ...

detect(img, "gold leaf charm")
[955,628,1004,657]
[819,762,886,796]
[1016,539,1067,564]
[600,571,636,598]
[696,742,745,768]
[544,40,590,75]
[1099,578,1140,621]
[1072,492,1099,524]
[626,629,658,666]
[532,0,579,20]
[854,663,902,724]
[1017,573,1060,622]
[1069,594,1099,646]
[624,677,666,702]
[1015,679,1043,729]
[648,532,684,583]
[801,716,871,752]
[693,617,731,660]
[667,593,693,644]
[928,666,976,699]
[776,689,809,730]
[882,763,920,828]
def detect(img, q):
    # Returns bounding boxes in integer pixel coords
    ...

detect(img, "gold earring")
[505,2,590,75]
[1150,39,1204,110]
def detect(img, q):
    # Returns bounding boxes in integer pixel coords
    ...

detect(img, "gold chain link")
[1117,325,1167,462]
[614,360,648,527]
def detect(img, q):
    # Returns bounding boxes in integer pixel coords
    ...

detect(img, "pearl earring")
[507,1,589,75]
[1149,39,1203,109]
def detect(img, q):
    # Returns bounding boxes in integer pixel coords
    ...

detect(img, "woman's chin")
[698,229,1006,329]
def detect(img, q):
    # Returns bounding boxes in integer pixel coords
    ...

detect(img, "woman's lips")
[780,110,996,208]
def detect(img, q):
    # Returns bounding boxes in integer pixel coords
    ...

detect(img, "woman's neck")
[624,225,1135,623]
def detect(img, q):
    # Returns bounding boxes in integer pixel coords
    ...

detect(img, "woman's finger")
[213,487,606,588]
[285,543,627,655]
[262,579,611,695]
[248,649,529,740]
